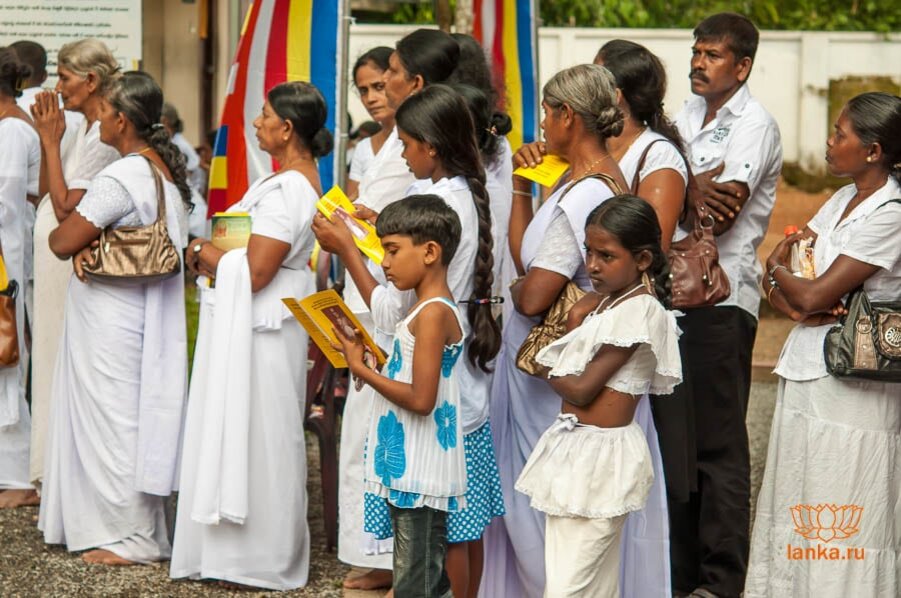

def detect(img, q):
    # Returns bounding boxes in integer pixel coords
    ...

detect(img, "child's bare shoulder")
[410,300,462,344]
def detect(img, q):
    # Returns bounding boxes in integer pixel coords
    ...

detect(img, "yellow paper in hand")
[513,154,571,188]
[316,186,385,264]
[0,255,7,291]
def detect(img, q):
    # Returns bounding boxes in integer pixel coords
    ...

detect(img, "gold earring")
[866,156,873,163]
[642,271,655,296]
[429,151,436,157]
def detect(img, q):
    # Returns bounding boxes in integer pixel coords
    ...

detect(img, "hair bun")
[595,106,625,138]
[490,111,513,136]
[311,127,334,158]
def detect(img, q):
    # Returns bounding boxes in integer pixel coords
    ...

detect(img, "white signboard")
[0,0,142,84]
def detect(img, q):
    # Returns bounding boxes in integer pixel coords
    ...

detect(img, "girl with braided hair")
[40,70,190,566]
[314,83,503,598]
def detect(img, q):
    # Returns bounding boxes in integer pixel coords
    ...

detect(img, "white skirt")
[515,414,654,519]
[745,375,901,598]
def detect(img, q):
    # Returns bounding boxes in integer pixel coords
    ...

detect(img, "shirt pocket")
[689,143,726,174]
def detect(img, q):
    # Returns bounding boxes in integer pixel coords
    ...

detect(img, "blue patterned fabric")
[434,401,458,451]
[364,421,505,543]
[385,339,403,380]
[373,411,406,486]
[441,343,463,377]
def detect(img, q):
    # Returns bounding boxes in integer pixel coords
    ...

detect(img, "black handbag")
[824,287,901,382]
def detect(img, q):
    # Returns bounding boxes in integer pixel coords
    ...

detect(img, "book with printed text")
[283,289,386,369]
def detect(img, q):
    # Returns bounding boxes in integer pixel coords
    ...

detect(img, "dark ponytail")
[395,85,501,371]
[268,81,334,158]
[595,40,685,154]
[450,83,512,168]
[586,195,672,308]
[106,71,192,208]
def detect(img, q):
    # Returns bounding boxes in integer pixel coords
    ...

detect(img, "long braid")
[146,127,192,209]
[465,171,501,371]
[395,85,503,371]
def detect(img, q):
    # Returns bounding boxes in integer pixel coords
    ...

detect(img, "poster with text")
[0,0,142,85]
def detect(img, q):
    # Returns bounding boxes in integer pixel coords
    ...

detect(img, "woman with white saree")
[29,38,120,488]
[170,81,329,590]
[39,71,191,565]
[0,47,41,509]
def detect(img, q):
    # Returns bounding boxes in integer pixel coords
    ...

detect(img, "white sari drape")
[38,156,187,562]
[170,170,316,590]
[0,118,39,489]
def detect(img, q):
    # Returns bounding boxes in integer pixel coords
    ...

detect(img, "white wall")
[347,24,901,172]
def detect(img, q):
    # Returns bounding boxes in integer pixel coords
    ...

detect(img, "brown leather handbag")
[515,172,621,377]
[83,157,181,286]
[668,201,731,308]
[0,280,19,367]
[629,139,730,309]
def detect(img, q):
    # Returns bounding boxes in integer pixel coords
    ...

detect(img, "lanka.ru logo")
[790,504,863,542]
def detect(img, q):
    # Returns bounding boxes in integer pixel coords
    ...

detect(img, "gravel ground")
[1,384,779,597]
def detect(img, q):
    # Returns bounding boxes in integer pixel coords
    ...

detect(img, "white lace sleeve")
[530,209,583,277]
[76,175,141,229]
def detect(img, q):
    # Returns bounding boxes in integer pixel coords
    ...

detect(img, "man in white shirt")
[667,13,782,598]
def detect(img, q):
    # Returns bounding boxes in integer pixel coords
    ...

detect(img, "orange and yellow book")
[283,289,386,369]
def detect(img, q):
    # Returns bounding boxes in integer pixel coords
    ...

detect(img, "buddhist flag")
[473,0,539,150]
[208,0,347,215]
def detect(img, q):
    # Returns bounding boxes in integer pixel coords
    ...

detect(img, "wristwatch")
[193,241,205,254]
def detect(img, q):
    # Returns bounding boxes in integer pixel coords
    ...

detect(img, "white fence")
[347,24,901,172]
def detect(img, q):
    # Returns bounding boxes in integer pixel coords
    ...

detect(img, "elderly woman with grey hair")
[481,63,634,596]
[29,38,121,489]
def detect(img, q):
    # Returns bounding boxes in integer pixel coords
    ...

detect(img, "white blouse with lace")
[536,294,682,396]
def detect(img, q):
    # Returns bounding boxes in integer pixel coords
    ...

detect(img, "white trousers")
[544,513,627,598]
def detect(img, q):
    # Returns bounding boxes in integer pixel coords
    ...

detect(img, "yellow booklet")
[0,255,7,291]
[283,290,386,369]
[211,212,252,250]
[513,154,570,188]
[316,186,385,264]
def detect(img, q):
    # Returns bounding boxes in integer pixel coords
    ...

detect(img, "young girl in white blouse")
[334,195,468,598]
[515,195,682,597]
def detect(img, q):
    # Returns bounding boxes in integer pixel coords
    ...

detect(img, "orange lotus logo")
[790,504,863,543]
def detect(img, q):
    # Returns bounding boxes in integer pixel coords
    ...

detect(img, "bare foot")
[81,549,138,566]
[343,568,393,590]
[0,489,40,509]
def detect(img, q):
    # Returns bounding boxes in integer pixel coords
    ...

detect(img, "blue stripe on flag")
[515,0,537,144]
[311,0,339,190]
[213,125,229,157]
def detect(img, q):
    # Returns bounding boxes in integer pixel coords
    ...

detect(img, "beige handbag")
[83,157,181,285]
[515,172,621,377]
[516,281,587,377]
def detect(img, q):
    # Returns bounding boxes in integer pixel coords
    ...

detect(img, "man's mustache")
[690,70,709,83]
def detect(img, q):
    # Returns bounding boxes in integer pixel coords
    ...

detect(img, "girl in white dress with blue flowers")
[334,195,469,598]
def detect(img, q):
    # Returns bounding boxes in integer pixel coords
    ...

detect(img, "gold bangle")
[512,190,532,198]
[766,284,777,304]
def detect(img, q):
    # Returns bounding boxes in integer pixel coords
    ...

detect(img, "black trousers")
[666,306,757,598]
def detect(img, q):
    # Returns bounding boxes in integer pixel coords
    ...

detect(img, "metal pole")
[335,0,351,190]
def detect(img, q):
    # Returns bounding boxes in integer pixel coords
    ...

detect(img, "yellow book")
[283,290,386,369]
[513,154,571,188]
[211,212,252,250]
[0,255,7,291]
[316,186,385,264]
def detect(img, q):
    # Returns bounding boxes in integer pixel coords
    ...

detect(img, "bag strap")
[560,171,623,203]
[629,139,666,194]
[140,155,167,223]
